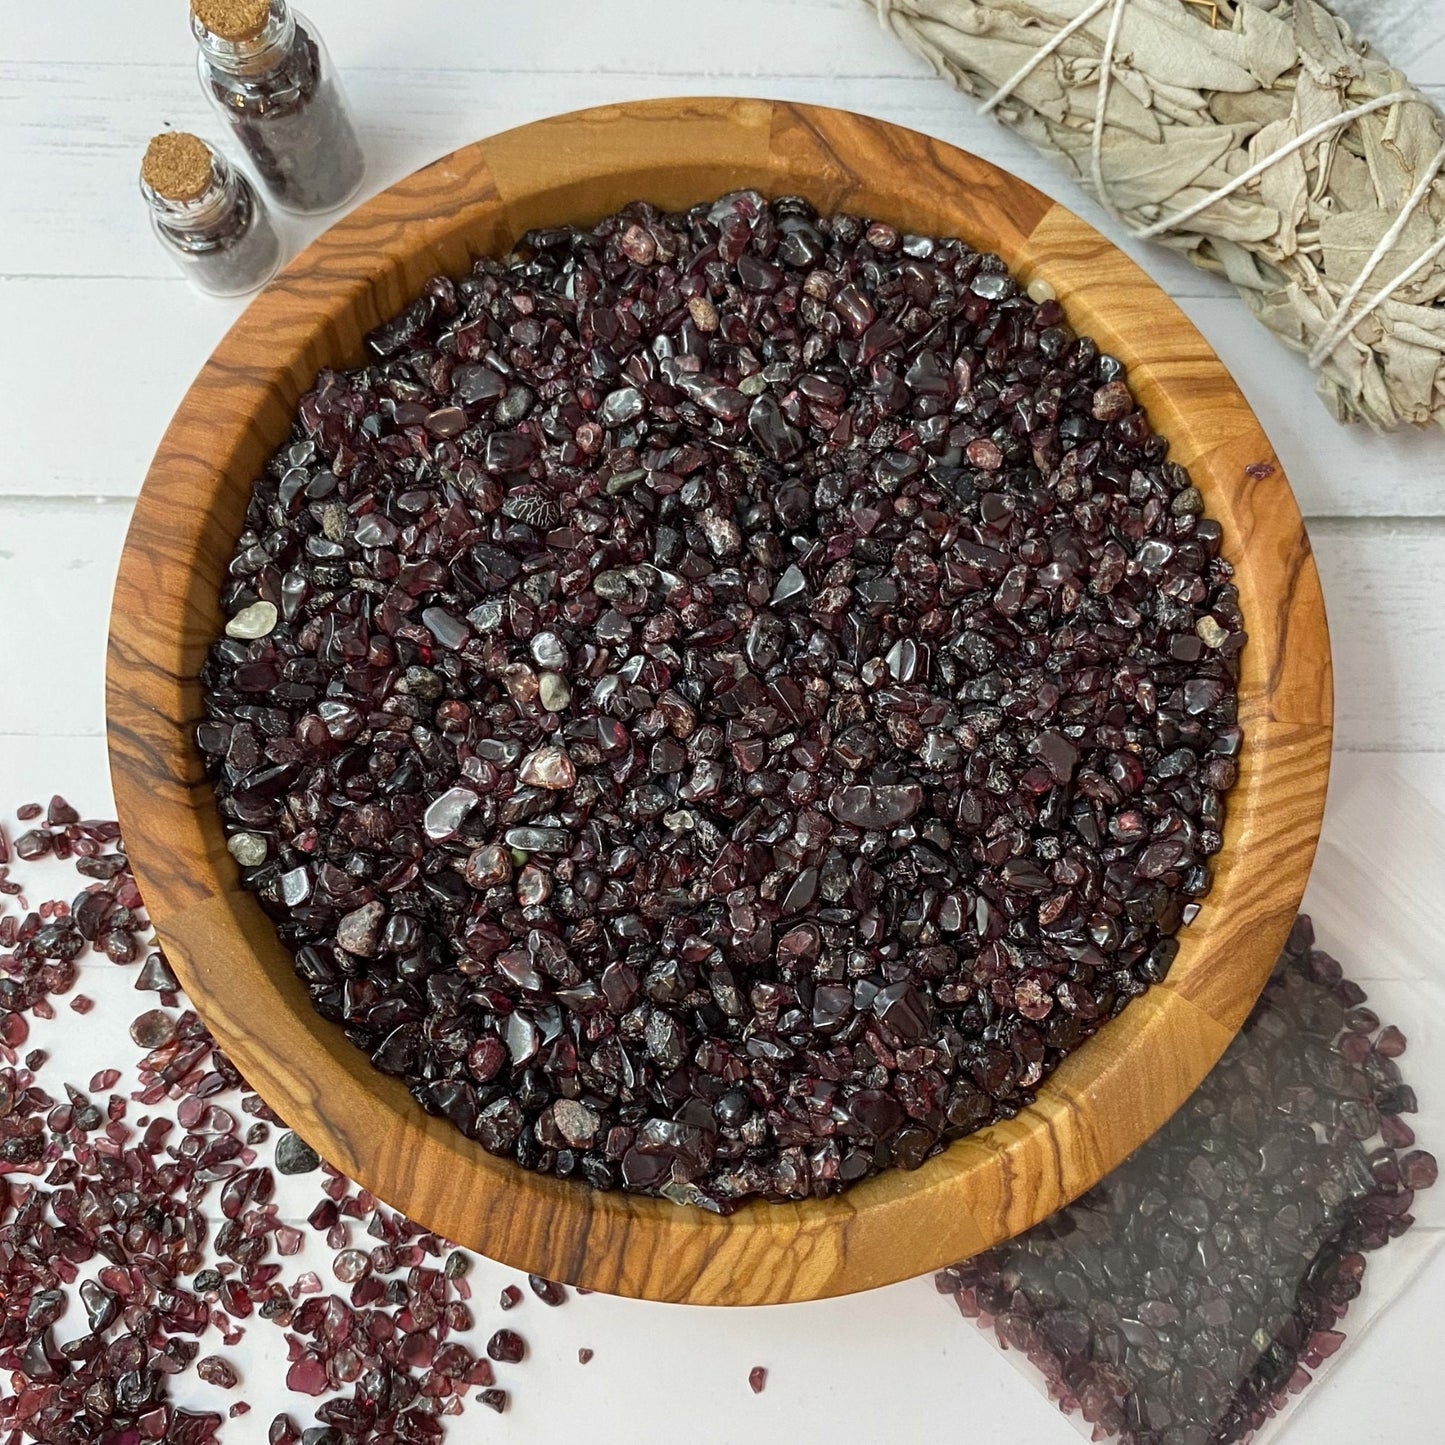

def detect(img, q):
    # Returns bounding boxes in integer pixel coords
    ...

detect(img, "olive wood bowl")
[107,97,1333,1305]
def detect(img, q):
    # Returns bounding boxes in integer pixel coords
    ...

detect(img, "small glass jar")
[140,132,281,297]
[192,0,365,215]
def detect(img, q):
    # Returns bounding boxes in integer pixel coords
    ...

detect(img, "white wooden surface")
[2,4,1444,1441]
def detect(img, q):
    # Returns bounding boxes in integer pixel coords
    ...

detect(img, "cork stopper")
[142,132,216,202]
[191,0,273,42]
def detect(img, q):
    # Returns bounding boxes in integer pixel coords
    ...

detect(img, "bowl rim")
[106,96,1333,1305]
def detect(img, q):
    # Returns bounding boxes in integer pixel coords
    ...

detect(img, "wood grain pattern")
[106,97,1332,1305]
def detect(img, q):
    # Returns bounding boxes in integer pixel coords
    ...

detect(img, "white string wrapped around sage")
[865,0,1445,432]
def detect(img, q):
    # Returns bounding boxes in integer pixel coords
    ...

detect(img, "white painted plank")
[5,0,1440,294]
[3,279,1437,518]
[6,0,1443,82]
[5,36,1441,517]
[35,0,1427,304]
[1308,757,1445,982]
[0,278,236,499]
[1,500,1440,750]
[1309,520,1445,754]
[16,56,1429,330]
[0,60,1221,301]
[0,499,129,740]
[0,0,891,76]
[1392,752,1445,815]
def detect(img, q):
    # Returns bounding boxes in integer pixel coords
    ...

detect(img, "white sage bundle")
[866,0,1445,432]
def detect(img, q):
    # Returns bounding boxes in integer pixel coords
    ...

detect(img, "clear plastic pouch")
[935,766,1443,1444]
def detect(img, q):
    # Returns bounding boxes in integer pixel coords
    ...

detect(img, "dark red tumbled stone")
[129,1009,176,1049]
[195,1355,238,1389]
[1376,1025,1408,1057]
[526,1274,565,1307]
[1400,1150,1438,1190]
[486,1329,526,1364]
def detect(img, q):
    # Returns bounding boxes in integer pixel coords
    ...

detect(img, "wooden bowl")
[107,98,1332,1306]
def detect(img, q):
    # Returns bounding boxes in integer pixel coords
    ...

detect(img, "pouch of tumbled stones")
[936,915,1436,1445]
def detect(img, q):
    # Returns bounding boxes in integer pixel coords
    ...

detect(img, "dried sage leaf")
[868,0,1445,432]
